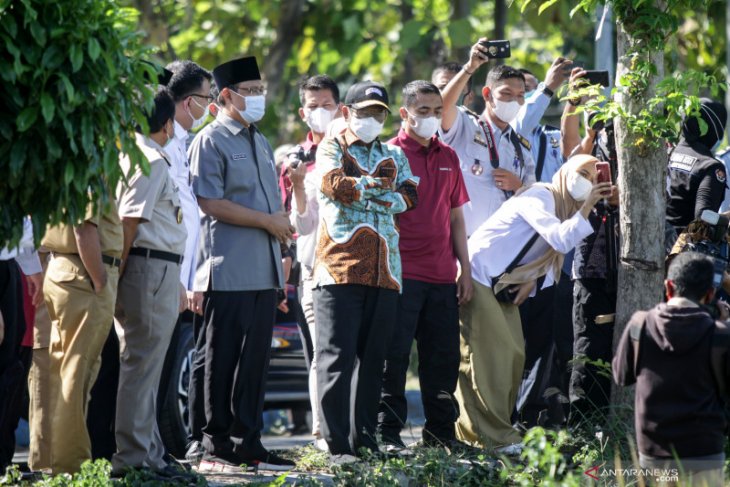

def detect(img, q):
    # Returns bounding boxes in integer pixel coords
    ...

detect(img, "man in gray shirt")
[189,56,295,472]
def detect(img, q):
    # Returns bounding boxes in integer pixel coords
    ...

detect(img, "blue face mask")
[524,90,536,100]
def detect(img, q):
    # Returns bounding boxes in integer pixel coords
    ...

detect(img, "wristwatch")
[538,82,554,98]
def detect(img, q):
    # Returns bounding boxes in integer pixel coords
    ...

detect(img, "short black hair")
[432,61,473,91]
[137,87,175,134]
[402,80,441,108]
[518,68,535,77]
[667,251,715,302]
[485,64,526,88]
[299,75,340,106]
[166,60,213,102]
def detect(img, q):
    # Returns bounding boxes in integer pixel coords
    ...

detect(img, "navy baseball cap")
[345,81,390,112]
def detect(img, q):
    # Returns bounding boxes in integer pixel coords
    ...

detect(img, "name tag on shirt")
[232,153,247,160]
[439,167,452,171]
[669,153,697,173]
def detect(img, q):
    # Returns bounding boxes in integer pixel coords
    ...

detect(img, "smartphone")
[478,40,511,59]
[584,70,610,87]
[596,161,611,184]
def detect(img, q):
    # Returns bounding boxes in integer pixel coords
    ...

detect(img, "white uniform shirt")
[440,108,536,236]
[468,185,593,289]
[0,217,41,275]
[167,120,200,290]
[290,169,320,269]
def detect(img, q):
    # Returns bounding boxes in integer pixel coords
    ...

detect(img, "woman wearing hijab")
[455,154,613,454]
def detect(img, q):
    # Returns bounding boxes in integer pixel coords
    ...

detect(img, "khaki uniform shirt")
[117,134,187,255]
[42,198,123,259]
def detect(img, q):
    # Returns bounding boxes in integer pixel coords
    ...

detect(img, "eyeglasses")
[353,107,388,122]
[236,86,267,96]
[189,93,216,103]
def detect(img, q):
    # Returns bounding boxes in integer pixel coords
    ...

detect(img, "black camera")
[287,145,316,168]
[478,39,511,59]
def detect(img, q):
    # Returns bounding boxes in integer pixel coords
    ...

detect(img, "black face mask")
[681,98,727,152]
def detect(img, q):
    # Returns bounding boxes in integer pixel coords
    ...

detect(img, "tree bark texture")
[610,22,667,417]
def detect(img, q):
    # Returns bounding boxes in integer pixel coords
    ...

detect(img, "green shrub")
[0,0,156,247]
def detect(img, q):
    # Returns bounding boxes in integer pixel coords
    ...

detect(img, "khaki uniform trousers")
[28,253,52,472]
[112,256,179,471]
[455,280,524,448]
[45,254,119,474]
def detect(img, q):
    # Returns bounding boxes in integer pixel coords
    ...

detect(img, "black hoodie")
[667,99,728,229]
[613,302,730,458]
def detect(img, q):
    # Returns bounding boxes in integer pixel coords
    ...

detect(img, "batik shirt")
[313,130,419,292]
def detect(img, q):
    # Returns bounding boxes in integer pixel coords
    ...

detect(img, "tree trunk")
[263,0,306,103]
[610,21,666,419]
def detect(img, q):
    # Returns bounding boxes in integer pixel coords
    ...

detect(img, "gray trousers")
[112,256,180,470]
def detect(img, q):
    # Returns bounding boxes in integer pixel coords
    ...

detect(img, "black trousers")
[314,284,397,456]
[515,283,557,427]
[0,259,25,471]
[378,279,459,444]
[201,289,276,457]
[188,312,206,443]
[569,278,616,426]
[87,327,120,460]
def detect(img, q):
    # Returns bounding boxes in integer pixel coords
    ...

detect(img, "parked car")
[157,288,310,457]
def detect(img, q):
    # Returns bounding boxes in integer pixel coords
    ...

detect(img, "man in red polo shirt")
[378,80,473,452]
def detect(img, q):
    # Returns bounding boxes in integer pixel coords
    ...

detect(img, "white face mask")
[405,110,440,139]
[188,98,210,130]
[306,107,336,134]
[566,172,594,201]
[231,91,266,123]
[491,98,522,124]
[349,116,384,143]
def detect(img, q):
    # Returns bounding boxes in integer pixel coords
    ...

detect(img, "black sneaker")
[240,450,295,472]
[198,451,251,474]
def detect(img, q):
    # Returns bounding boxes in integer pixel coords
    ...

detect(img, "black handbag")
[492,232,539,303]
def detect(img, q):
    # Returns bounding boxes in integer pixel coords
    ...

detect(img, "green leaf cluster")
[0,0,155,247]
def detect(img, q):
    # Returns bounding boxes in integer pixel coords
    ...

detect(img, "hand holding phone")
[477,40,511,59]
[584,70,610,87]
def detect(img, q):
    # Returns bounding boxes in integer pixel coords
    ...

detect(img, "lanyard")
[475,117,500,171]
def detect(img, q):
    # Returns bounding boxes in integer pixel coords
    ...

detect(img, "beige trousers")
[455,280,524,448]
[45,254,118,474]
[28,253,52,472]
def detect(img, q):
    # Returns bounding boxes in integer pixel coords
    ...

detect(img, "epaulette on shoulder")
[462,106,480,119]
[516,132,531,151]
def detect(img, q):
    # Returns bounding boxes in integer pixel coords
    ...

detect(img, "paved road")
[12,391,426,485]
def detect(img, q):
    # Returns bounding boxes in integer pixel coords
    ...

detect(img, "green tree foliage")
[0,0,156,247]
[125,0,599,144]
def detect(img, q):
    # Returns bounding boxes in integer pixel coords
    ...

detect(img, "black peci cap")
[344,81,390,112]
[213,56,261,90]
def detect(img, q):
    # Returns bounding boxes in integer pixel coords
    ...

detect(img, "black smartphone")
[478,40,511,59]
[584,70,610,87]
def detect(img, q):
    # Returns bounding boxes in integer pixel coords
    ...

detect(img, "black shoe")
[239,450,295,472]
[156,464,200,482]
[198,451,251,474]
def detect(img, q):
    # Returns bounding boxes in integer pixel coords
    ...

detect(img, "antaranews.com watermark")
[584,463,679,483]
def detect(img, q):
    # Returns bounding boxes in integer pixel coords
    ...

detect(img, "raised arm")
[441,39,491,132]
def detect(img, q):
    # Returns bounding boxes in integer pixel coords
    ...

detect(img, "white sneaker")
[494,443,523,457]
[313,438,329,452]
